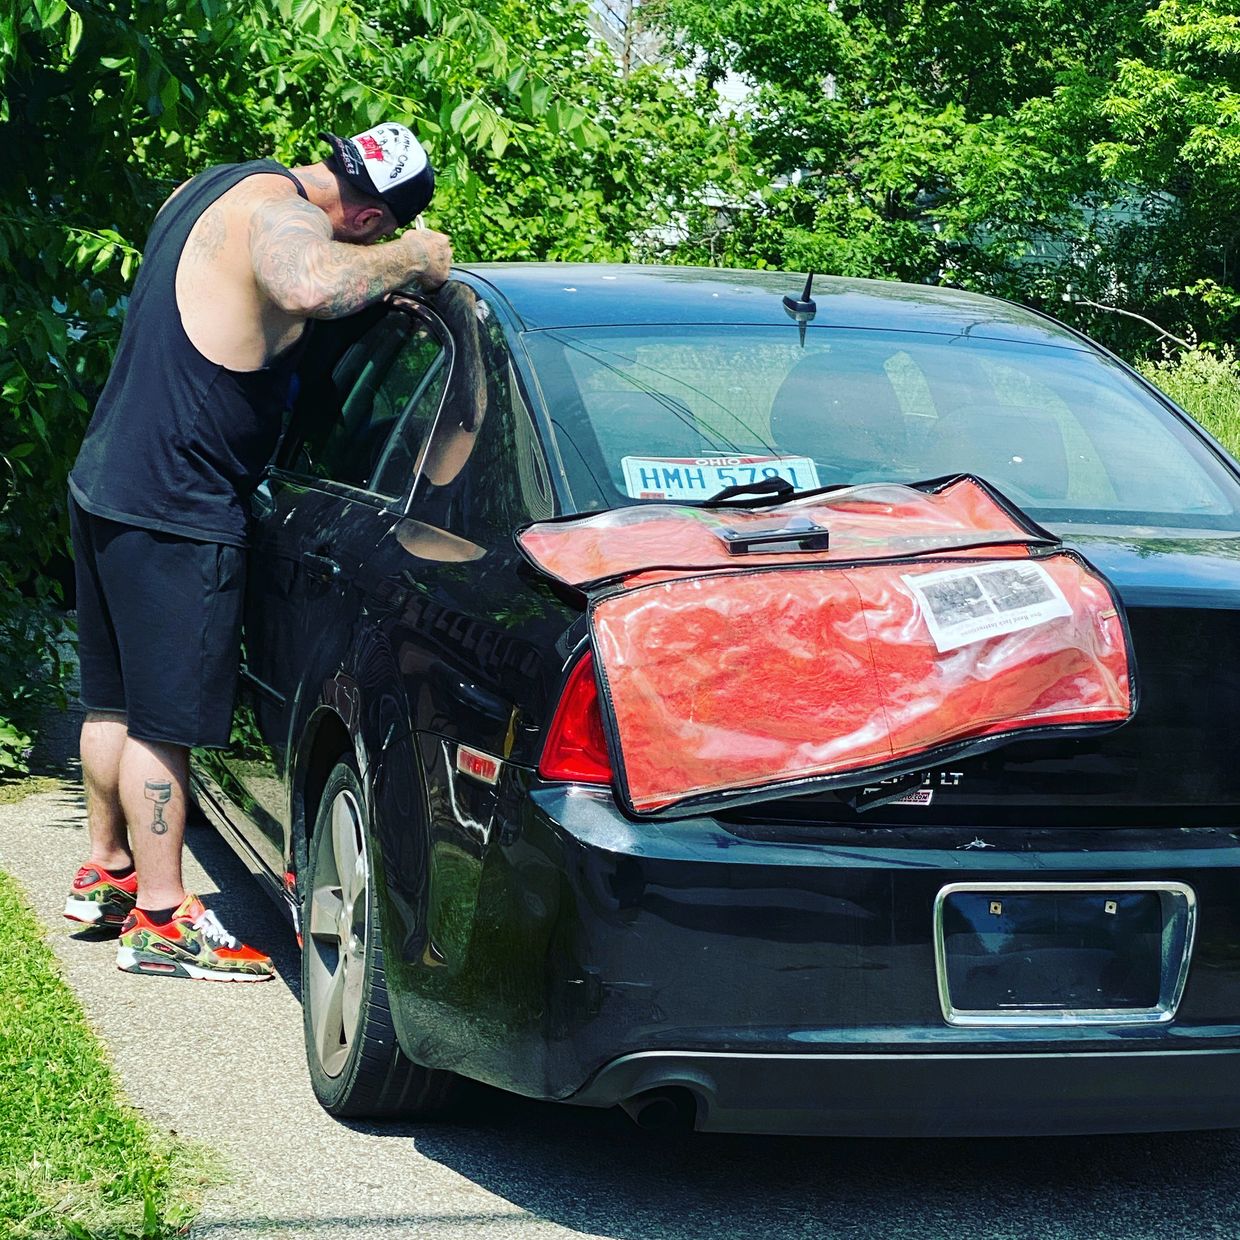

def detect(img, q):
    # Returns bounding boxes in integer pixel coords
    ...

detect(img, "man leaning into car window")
[63,123,452,980]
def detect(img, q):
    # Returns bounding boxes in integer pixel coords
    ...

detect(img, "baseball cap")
[319,123,435,226]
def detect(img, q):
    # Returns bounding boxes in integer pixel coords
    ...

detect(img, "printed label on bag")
[902,561,1071,652]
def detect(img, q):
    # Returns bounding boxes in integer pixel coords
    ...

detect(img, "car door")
[196,300,454,878]
[368,281,557,760]
[345,283,570,983]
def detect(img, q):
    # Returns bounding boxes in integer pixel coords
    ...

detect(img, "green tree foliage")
[0,0,737,770]
[652,0,1240,353]
[655,0,1122,293]
[1084,0,1240,342]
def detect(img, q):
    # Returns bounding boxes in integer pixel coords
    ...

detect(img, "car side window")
[455,315,554,541]
[290,309,448,496]
[370,334,451,499]
[407,287,554,546]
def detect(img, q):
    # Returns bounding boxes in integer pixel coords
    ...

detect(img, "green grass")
[0,871,206,1239]
[1137,347,1240,459]
[0,776,61,806]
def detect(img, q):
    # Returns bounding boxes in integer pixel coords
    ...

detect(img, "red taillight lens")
[539,651,613,784]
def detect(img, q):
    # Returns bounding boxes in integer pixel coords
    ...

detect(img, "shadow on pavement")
[188,1214,539,1235]
[182,1092,1240,1239]
[405,1110,1240,1239]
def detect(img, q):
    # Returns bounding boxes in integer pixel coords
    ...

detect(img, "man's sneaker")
[64,863,138,928]
[116,895,274,982]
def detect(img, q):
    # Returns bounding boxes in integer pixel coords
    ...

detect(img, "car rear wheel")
[302,758,457,1118]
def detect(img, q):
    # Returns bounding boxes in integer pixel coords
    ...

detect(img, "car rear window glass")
[522,325,1240,531]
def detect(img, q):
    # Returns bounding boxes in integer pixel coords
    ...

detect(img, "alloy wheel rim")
[307,787,368,1078]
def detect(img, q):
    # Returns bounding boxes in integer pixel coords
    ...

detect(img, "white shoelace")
[191,907,239,950]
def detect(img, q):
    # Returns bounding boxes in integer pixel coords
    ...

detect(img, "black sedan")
[193,264,1240,1135]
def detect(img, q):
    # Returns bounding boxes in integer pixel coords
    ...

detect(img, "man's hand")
[399,228,452,292]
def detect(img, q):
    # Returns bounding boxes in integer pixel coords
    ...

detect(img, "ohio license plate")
[621,455,821,501]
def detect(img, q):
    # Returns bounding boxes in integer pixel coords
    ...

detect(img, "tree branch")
[1072,297,1194,351]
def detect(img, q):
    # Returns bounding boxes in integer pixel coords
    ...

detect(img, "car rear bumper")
[390,768,1240,1134]
[567,1047,1240,1136]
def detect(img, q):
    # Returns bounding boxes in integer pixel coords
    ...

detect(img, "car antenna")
[783,272,816,347]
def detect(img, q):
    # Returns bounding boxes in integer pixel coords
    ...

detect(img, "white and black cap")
[319,122,435,226]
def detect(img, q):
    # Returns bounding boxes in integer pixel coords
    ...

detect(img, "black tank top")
[70,159,309,546]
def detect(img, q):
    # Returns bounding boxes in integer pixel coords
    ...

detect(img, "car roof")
[455,263,1090,349]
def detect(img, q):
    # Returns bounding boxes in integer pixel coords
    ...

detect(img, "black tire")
[301,758,457,1119]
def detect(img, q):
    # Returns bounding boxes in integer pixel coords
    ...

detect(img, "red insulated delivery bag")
[518,476,1135,817]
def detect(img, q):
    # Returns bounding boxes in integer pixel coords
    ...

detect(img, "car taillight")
[539,651,613,785]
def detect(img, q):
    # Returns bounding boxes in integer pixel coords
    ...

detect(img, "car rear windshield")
[522,325,1240,531]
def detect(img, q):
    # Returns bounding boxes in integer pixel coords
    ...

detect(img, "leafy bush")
[1136,348,1240,460]
[0,579,71,777]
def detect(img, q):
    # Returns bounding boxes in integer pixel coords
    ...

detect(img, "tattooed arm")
[249,194,451,319]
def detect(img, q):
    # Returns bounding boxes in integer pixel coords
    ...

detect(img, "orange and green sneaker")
[64,862,138,929]
[116,895,274,982]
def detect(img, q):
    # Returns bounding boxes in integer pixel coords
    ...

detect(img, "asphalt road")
[5,717,1240,1238]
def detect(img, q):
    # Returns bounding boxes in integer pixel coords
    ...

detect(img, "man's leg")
[98,530,271,979]
[115,732,272,980]
[80,711,132,871]
[66,498,140,927]
[67,705,140,927]
[118,736,189,912]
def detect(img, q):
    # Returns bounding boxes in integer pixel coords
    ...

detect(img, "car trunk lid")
[717,531,1240,828]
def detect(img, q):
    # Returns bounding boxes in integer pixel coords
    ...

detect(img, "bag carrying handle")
[702,477,795,506]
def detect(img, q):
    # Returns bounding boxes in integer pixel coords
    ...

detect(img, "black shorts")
[70,497,245,749]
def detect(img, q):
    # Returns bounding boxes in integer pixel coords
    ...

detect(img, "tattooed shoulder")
[252,193,332,237]
[187,204,228,262]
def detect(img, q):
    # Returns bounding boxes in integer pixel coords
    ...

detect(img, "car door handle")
[302,552,341,581]
[251,477,276,519]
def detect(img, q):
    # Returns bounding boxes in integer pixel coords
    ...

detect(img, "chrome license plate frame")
[933,880,1197,1028]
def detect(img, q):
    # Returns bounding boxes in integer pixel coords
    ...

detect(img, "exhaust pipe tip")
[620,1087,697,1134]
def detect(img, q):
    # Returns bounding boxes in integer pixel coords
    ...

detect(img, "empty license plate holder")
[933,881,1196,1027]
